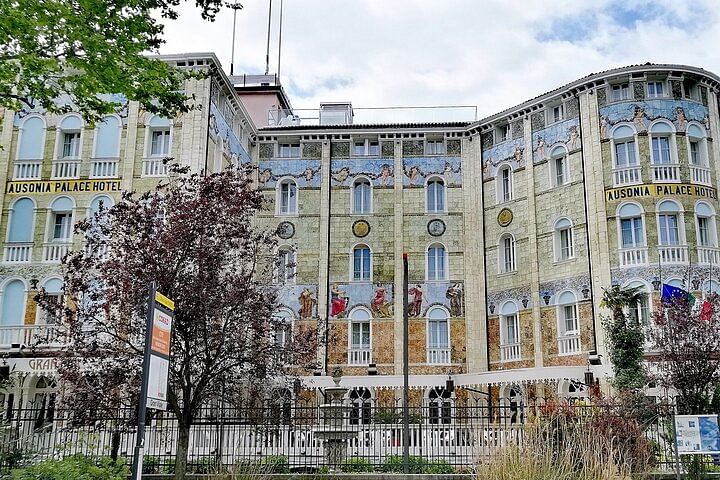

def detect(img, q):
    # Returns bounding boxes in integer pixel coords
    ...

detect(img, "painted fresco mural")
[209,101,251,164]
[599,100,710,139]
[481,138,524,178]
[538,274,592,305]
[275,284,319,319]
[486,286,533,315]
[406,282,464,317]
[258,159,322,189]
[330,158,394,187]
[610,266,720,293]
[532,118,581,163]
[402,156,462,187]
[330,283,394,318]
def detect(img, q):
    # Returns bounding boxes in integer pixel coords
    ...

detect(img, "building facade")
[1,58,719,410]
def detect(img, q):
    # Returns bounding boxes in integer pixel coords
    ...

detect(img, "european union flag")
[661,283,694,304]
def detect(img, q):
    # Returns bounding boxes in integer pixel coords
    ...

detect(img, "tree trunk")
[175,422,190,480]
[110,430,121,461]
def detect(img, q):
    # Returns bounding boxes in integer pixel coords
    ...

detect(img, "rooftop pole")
[229,1,243,76]
[264,0,273,75]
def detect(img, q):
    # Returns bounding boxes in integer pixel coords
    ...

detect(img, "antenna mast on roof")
[264,0,273,75]
[277,0,284,79]
[229,0,243,76]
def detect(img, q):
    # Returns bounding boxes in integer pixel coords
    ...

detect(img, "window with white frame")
[1,279,27,326]
[611,83,630,101]
[499,301,520,356]
[696,202,717,247]
[425,140,446,155]
[498,165,513,203]
[352,245,371,281]
[687,124,708,166]
[272,309,294,347]
[58,116,82,159]
[146,116,171,157]
[278,143,300,158]
[353,139,380,156]
[657,200,682,246]
[612,125,638,167]
[550,146,569,186]
[498,124,511,142]
[549,104,564,123]
[349,307,371,364]
[427,307,450,364]
[276,247,296,285]
[625,280,651,328]
[557,291,579,337]
[40,278,63,324]
[554,218,574,261]
[94,116,121,158]
[278,179,298,215]
[89,195,113,218]
[427,243,447,281]
[618,203,645,248]
[17,116,45,160]
[352,178,372,214]
[426,177,446,213]
[650,122,675,164]
[499,234,516,273]
[647,81,665,98]
[7,198,34,244]
[50,197,73,242]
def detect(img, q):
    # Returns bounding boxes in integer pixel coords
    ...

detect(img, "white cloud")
[159,0,720,121]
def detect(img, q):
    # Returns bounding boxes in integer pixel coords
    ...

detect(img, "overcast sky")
[160,0,720,121]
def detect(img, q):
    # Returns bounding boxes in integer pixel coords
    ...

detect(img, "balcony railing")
[500,343,521,362]
[618,247,648,267]
[612,166,642,186]
[690,165,712,186]
[3,243,32,263]
[558,335,581,355]
[142,158,168,177]
[698,246,720,265]
[43,242,72,263]
[658,245,688,264]
[0,324,65,348]
[90,159,119,178]
[348,348,371,365]
[13,160,42,180]
[427,348,451,365]
[51,160,81,179]
[651,164,680,183]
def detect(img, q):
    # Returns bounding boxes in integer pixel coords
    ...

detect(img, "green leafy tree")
[0,0,225,123]
[601,284,647,391]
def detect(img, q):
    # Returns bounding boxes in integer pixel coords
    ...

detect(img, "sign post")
[131,284,175,480]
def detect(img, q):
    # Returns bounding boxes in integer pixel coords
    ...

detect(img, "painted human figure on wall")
[378,164,393,186]
[675,107,687,132]
[599,116,608,140]
[330,284,348,318]
[303,167,317,183]
[332,167,351,185]
[633,106,647,132]
[446,283,463,317]
[405,165,422,185]
[536,137,546,161]
[567,126,579,151]
[258,168,273,187]
[408,284,424,317]
[443,163,455,186]
[298,288,317,319]
[483,159,492,178]
[513,147,523,165]
[370,285,393,317]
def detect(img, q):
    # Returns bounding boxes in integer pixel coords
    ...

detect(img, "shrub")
[425,459,455,474]
[187,456,222,474]
[10,454,127,480]
[142,455,160,474]
[381,455,428,473]
[341,457,373,473]
[259,455,290,474]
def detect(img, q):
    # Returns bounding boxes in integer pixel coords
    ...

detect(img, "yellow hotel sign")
[5,179,122,195]
[605,183,717,202]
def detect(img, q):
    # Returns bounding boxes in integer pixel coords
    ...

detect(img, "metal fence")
[0,398,697,473]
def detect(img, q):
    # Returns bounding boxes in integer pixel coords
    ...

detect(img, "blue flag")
[661,283,694,304]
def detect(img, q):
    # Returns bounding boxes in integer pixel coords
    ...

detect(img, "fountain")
[314,368,357,472]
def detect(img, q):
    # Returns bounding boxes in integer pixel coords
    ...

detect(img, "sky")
[160,0,720,121]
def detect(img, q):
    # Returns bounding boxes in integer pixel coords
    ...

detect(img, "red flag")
[700,300,714,321]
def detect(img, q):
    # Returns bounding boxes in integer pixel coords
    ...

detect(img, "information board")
[675,415,720,455]
[145,291,174,410]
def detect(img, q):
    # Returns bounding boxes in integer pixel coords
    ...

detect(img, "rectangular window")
[53,213,72,240]
[368,142,380,156]
[630,295,650,326]
[503,237,515,272]
[353,248,371,281]
[612,83,630,101]
[651,137,671,163]
[500,125,510,142]
[353,142,365,156]
[351,322,370,348]
[279,143,300,158]
[690,141,700,165]
[501,169,511,202]
[150,130,171,156]
[647,81,664,98]
[563,305,578,334]
[425,140,445,155]
[555,157,566,185]
[621,218,644,247]
[279,182,297,214]
[62,132,81,159]
[552,105,564,123]
[428,319,449,349]
[428,247,446,281]
[658,214,679,245]
[504,314,518,344]
[277,250,295,284]
[615,140,637,166]
[353,181,371,214]
[698,217,710,246]
[559,228,573,260]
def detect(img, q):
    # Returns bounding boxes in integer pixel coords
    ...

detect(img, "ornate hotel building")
[1,54,719,410]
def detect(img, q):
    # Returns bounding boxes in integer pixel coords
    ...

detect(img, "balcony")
[612,166,642,186]
[348,348,371,366]
[90,159,119,178]
[651,164,680,183]
[558,335,581,355]
[691,165,712,186]
[427,348,451,365]
[500,343,521,362]
[3,243,32,263]
[618,247,648,267]
[698,246,720,265]
[142,158,168,177]
[51,160,81,179]
[0,324,65,349]
[13,160,42,180]
[658,245,688,264]
[43,242,72,263]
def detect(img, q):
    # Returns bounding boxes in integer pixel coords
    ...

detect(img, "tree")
[601,284,647,392]
[37,165,315,480]
[0,0,225,123]
[649,292,720,414]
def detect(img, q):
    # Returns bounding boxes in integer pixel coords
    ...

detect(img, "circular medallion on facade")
[352,220,371,238]
[276,221,295,239]
[497,208,513,227]
[427,219,446,237]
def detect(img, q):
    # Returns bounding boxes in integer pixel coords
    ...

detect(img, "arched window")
[352,177,372,214]
[554,218,574,261]
[348,307,371,365]
[17,116,45,160]
[427,387,452,424]
[272,308,294,347]
[556,290,580,354]
[550,145,569,187]
[501,385,523,424]
[1,279,26,326]
[349,388,372,425]
[427,243,447,281]
[497,165,513,203]
[276,246,296,285]
[696,202,717,250]
[352,244,371,281]
[277,179,298,215]
[657,200,683,246]
[499,301,520,361]
[7,198,34,243]
[618,203,645,248]
[93,115,121,158]
[90,195,113,217]
[687,124,709,183]
[49,197,74,242]
[625,280,651,328]
[40,278,63,324]
[147,116,171,157]
[649,121,675,165]
[666,278,684,289]
[499,233,516,273]
[426,177,446,213]
[427,307,450,364]
[703,280,720,298]
[57,115,83,159]
[32,376,56,430]
[612,125,638,167]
